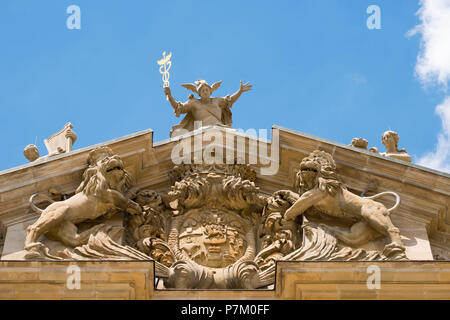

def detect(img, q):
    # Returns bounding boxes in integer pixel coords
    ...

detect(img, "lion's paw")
[24,242,44,251]
[385,242,406,251]
[24,242,45,259]
[383,242,407,260]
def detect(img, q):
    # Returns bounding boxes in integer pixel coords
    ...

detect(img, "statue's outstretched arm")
[228,81,252,106]
[164,87,193,116]
[164,87,180,110]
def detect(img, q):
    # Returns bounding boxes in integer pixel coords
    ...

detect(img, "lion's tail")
[363,191,400,214]
[29,193,55,214]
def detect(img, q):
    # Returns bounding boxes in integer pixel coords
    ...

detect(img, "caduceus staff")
[157,51,172,100]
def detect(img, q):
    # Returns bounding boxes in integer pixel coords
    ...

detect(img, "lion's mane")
[75,157,131,196]
[295,150,346,196]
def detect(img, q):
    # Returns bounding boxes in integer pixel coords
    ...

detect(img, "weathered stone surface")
[0,260,448,300]
[0,124,449,297]
[0,261,154,300]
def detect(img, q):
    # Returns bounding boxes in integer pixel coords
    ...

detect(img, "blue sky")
[1,0,449,172]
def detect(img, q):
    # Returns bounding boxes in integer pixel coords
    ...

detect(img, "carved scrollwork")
[167,164,265,212]
[255,191,300,271]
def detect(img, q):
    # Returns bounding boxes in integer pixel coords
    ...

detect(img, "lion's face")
[296,151,337,192]
[101,155,126,190]
[298,158,321,190]
[77,148,132,196]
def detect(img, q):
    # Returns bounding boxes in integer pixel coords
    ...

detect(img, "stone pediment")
[0,125,449,290]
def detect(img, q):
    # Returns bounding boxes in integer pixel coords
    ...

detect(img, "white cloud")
[417,97,450,172]
[410,0,450,173]
[409,0,450,87]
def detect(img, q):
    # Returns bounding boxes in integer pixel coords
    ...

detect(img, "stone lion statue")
[24,147,142,255]
[282,150,405,251]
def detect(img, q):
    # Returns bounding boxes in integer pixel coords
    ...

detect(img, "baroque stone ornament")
[23,123,77,163]
[164,79,252,137]
[24,146,142,258]
[23,144,40,162]
[44,122,77,156]
[23,147,407,289]
[380,130,412,162]
[369,130,412,162]
[349,137,368,149]
[284,150,406,255]
[162,163,265,289]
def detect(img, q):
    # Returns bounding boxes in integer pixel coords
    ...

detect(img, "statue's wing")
[181,83,198,94]
[211,80,222,92]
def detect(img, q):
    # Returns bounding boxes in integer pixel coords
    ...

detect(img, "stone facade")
[0,125,449,299]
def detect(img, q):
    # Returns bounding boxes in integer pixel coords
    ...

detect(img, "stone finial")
[349,137,368,150]
[380,130,412,163]
[23,144,40,162]
[44,123,77,157]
